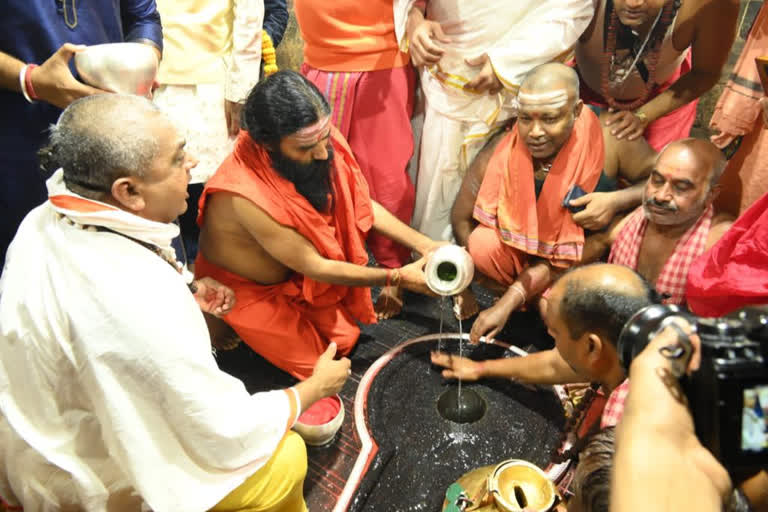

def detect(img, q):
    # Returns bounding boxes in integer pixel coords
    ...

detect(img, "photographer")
[612,320,732,512]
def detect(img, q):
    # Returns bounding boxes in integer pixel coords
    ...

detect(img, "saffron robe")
[469,108,604,285]
[196,129,376,379]
[0,170,300,511]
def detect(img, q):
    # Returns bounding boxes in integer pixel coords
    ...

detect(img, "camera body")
[617,304,768,478]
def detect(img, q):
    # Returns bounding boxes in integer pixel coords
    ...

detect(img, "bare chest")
[636,230,677,286]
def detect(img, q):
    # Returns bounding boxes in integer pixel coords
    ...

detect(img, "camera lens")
[617,304,692,372]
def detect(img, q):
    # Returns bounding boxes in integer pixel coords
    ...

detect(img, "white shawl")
[0,171,300,511]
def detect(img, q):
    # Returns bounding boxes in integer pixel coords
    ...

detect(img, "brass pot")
[487,460,556,512]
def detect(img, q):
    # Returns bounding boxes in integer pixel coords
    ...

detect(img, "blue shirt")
[264,0,289,47]
[1,0,162,141]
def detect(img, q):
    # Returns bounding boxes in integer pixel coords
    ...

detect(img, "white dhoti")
[414,98,507,240]
[395,0,595,240]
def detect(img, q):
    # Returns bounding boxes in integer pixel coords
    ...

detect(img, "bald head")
[517,63,583,160]
[519,63,580,103]
[43,94,164,198]
[643,138,726,227]
[552,264,654,346]
[557,264,649,297]
[657,138,726,188]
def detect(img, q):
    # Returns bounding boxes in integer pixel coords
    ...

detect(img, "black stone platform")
[214,285,557,511]
[352,338,564,511]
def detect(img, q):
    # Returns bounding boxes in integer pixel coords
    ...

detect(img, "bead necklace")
[600,0,681,111]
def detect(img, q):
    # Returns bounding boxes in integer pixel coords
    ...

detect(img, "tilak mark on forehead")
[293,115,331,145]
[518,90,570,108]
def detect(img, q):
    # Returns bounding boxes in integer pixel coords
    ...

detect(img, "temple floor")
[215,285,559,511]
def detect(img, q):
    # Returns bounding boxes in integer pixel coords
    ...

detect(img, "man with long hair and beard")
[583,138,733,305]
[195,71,442,393]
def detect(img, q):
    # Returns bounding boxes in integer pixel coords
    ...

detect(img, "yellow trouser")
[210,431,308,512]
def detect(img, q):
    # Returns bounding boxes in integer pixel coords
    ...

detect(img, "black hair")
[243,70,331,148]
[559,266,655,346]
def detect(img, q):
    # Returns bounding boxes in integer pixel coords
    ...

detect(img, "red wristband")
[24,64,39,101]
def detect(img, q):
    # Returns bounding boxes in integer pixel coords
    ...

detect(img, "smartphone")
[755,56,768,94]
[562,184,588,213]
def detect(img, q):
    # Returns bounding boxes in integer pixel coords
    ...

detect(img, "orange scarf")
[198,127,376,323]
[473,107,604,267]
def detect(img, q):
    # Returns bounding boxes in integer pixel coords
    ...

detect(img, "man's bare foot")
[375,284,403,320]
[204,312,242,351]
[453,288,479,320]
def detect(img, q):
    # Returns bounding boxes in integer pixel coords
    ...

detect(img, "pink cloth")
[302,64,416,268]
[609,205,713,304]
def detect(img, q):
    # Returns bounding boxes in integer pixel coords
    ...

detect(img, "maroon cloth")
[686,191,768,316]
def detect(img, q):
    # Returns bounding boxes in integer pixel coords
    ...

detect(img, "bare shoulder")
[706,212,735,249]
[680,0,736,20]
[203,191,282,240]
[579,0,600,43]
[674,0,738,50]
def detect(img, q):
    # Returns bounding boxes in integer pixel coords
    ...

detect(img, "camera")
[617,304,768,479]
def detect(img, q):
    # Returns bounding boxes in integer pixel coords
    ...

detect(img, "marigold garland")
[262,30,278,76]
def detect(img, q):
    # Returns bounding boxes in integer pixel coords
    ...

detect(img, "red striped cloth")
[600,378,629,428]
[301,66,364,137]
[609,205,714,304]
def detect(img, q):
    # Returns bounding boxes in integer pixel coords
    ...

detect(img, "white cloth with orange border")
[0,170,300,511]
[393,0,594,241]
[393,0,594,124]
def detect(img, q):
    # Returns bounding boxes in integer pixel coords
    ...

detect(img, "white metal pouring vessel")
[74,42,158,97]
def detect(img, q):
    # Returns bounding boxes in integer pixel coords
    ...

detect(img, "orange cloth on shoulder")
[470,107,604,284]
[195,128,376,379]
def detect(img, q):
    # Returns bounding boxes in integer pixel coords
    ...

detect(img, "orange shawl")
[473,108,604,267]
[197,127,377,324]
